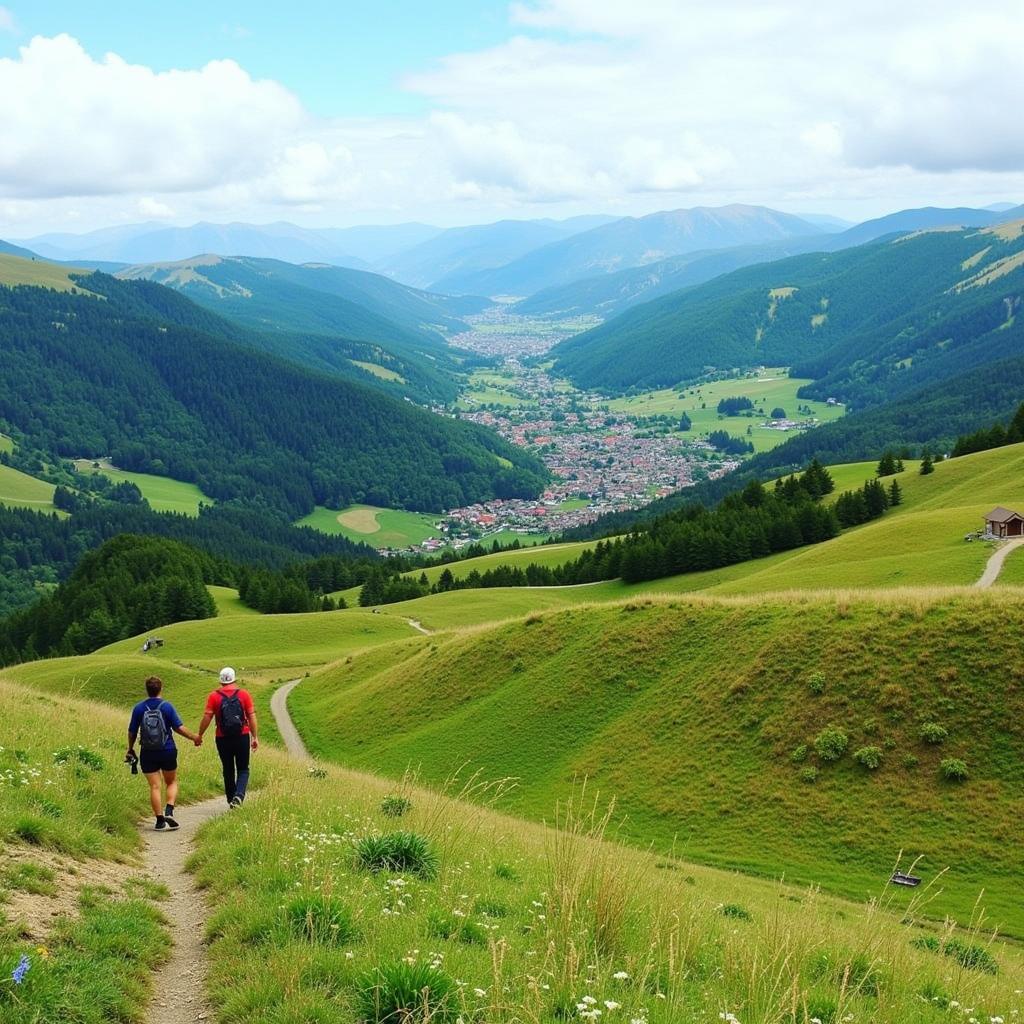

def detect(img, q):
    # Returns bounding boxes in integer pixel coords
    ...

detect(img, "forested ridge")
[552,222,1024,396]
[0,271,546,517]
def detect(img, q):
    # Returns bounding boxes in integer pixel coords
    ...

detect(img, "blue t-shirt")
[129,698,183,752]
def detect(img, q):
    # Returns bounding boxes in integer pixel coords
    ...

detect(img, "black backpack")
[218,688,246,736]
[139,701,170,750]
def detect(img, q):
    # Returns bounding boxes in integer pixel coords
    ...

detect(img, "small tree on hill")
[876,450,898,477]
[678,412,692,431]
[888,479,903,506]
[920,450,935,475]
[771,407,786,419]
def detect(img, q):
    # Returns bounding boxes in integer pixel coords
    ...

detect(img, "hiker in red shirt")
[197,667,259,808]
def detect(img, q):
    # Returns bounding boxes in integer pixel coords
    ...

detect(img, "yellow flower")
[35,945,50,960]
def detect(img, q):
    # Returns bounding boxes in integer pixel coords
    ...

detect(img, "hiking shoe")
[230,796,243,809]
[155,817,167,830]
[165,815,180,830]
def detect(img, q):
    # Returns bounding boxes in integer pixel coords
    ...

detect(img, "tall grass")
[190,759,1024,1023]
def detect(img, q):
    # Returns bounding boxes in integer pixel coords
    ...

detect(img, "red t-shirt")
[205,686,255,738]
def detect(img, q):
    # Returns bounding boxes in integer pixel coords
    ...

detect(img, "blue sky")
[0,1,1021,234]
[0,1,513,116]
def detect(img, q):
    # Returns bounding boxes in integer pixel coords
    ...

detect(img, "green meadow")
[298,504,444,549]
[73,463,208,515]
[0,463,57,512]
[207,585,260,616]
[606,369,846,453]
[0,253,97,295]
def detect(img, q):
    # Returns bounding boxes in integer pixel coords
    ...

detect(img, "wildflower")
[12,954,31,985]
[35,946,50,960]
[613,971,630,981]
[604,1000,621,1010]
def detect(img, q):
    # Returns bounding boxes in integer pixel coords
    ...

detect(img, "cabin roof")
[985,506,1024,523]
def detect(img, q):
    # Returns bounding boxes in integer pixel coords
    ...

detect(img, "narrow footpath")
[140,796,226,1024]
[975,536,1024,588]
[270,678,310,759]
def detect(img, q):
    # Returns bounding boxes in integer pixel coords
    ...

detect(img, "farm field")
[605,369,846,453]
[73,462,208,514]
[0,462,57,511]
[350,359,404,382]
[290,589,1024,936]
[298,503,443,549]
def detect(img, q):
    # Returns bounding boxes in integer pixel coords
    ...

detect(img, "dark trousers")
[215,734,250,803]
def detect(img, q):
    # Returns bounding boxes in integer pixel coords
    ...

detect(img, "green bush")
[52,746,105,772]
[799,767,819,784]
[286,894,360,945]
[807,672,826,695]
[721,903,751,921]
[912,935,997,974]
[355,961,460,1023]
[380,796,412,818]
[901,753,919,770]
[940,758,968,782]
[790,744,808,763]
[853,746,883,770]
[919,722,948,745]
[355,832,438,879]
[813,726,848,762]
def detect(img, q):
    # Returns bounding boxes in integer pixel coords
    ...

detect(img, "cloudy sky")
[2,0,1022,236]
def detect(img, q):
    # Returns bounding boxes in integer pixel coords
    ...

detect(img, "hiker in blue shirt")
[126,676,201,830]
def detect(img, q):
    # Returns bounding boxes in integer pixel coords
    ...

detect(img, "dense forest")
[551,223,1024,396]
[0,535,218,664]
[0,273,546,517]
[951,402,1024,458]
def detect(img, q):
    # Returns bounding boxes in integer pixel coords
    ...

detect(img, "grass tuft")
[355,832,438,879]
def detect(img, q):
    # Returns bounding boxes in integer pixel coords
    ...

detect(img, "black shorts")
[139,749,178,774]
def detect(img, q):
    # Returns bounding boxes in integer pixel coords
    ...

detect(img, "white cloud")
[137,197,175,219]
[2,6,1024,234]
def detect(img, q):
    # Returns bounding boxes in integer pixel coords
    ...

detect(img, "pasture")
[0,463,57,511]
[73,462,208,515]
[298,504,444,549]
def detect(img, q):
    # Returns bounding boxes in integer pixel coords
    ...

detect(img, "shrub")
[286,894,360,945]
[721,903,751,921]
[53,746,105,772]
[853,746,883,770]
[901,753,919,770]
[913,935,997,974]
[807,672,826,695]
[790,744,808,763]
[355,832,438,879]
[355,961,460,1023]
[919,722,948,745]
[940,758,968,782]
[380,796,412,818]
[813,726,848,762]
[801,994,838,1023]
[799,767,819,784]
[306,765,328,779]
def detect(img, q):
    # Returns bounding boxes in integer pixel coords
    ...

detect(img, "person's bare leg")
[163,769,178,808]
[145,771,163,817]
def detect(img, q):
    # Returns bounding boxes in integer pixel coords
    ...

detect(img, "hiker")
[197,667,259,808]
[127,676,202,831]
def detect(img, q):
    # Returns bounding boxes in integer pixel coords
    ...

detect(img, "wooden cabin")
[984,507,1024,538]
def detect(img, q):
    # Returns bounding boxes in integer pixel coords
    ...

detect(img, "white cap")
[219,667,236,684]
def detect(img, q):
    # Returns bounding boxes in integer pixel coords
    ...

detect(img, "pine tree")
[920,450,935,475]
[876,450,898,477]
[888,479,902,506]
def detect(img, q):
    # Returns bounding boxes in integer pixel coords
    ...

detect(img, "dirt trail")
[141,796,226,1024]
[975,536,1024,588]
[270,678,310,759]
[406,618,431,635]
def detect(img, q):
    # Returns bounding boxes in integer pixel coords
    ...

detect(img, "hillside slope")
[552,221,1024,397]
[292,591,1024,932]
[0,264,546,515]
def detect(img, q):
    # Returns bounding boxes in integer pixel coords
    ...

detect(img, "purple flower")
[12,954,30,985]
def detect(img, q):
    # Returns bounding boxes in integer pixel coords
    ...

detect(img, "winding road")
[975,536,1024,588]
[270,678,310,759]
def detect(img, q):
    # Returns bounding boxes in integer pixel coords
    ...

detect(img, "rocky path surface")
[141,796,226,1024]
[975,536,1024,588]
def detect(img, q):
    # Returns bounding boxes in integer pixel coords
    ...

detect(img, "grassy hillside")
[299,504,444,549]
[0,463,56,511]
[192,744,1024,1024]
[73,462,207,514]
[207,584,260,616]
[291,590,1024,934]
[0,253,95,295]
[0,679,223,1022]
